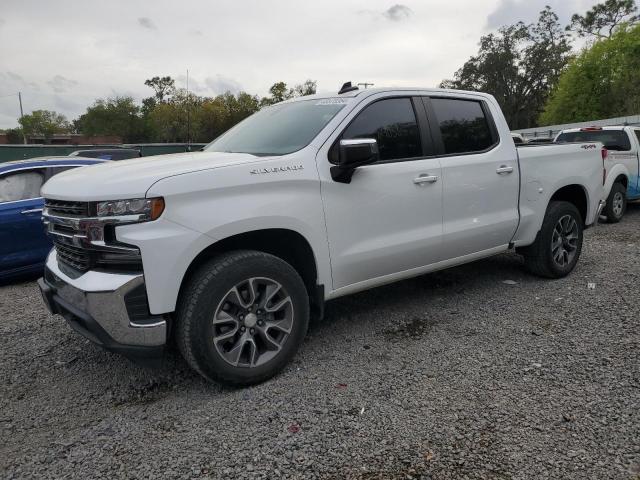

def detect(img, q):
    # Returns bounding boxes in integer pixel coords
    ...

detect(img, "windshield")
[204,99,347,156]
[556,130,631,151]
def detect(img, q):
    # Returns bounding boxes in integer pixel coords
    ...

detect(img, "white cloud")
[0,0,603,128]
[204,75,243,95]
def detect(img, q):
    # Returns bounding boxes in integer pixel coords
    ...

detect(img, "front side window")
[430,98,494,155]
[205,99,346,156]
[634,129,640,145]
[0,170,45,203]
[342,98,422,162]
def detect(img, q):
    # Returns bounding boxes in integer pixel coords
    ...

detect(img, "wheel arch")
[548,184,588,225]
[177,228,323,318]
[612,173,628,189]
[604,163,629,197]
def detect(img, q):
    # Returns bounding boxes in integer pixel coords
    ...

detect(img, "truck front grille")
[53,240,91,272]
[43,198,142,274]
[44,199,90,217]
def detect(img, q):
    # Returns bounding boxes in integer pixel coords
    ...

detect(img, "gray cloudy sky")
[0,0,599,129]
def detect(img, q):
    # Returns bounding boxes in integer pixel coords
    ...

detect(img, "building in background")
[0,133,122,145]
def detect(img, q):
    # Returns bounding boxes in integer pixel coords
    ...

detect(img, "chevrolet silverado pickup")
[556,126,640,222]
[38,87,606,385]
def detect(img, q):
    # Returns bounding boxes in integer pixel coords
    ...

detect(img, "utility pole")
[357,82,374,89]
[18,91,26,144]
[186,69,191,151]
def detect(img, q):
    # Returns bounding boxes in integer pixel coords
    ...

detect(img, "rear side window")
[635,130,640,145]
[342,98,421,161]
[430,98,495,155]
[0,170,45,203]
[556,130,631,151]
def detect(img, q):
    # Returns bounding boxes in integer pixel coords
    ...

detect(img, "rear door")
[423,96,520,258]
[0,168,48,272]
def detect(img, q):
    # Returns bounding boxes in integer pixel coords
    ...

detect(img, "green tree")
[195,96,229,141]
[18,110,70,142]
[144,75,176,102]
[3,128,24,144]
[260,80,317,106]
[147,88,205,142]
[540,24,640,125]
[76,96,145,142]
[440,7,572,129]
[292,79,317,97]
[568,0,639,38]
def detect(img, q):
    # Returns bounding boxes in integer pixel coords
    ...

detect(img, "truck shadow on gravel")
[314,251,527,339]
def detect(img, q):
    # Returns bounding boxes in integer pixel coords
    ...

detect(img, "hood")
[41,151,267,201]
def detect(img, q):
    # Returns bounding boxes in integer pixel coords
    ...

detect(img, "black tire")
[176,250,309,386]
[522,201,584,279]
[603,182,626,223]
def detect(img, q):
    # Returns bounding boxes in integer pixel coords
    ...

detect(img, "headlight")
[95,197,164,221]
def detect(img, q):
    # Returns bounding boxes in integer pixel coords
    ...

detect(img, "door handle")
[413,174,439,185]
[496,165,514,174]
[21,208,43,215]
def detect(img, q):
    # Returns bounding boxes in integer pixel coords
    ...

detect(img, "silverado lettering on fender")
[38,87,606,386]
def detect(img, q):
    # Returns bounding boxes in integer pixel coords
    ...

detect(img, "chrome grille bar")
[43,199,143,273]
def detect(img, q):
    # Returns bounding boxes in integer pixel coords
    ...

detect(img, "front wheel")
[176,250,309,386]
[603,182,626,223]
[522,201,584,279]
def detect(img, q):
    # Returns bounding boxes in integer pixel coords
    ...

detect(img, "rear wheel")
[603,182,626,223]
[176,250,309,386]
[522,201,584,279]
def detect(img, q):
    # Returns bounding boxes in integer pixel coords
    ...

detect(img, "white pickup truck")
[38,87,606,385]
[555,126,640,222]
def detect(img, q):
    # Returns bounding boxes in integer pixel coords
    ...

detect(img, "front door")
[318,96,443,290]
[0,169,48,273]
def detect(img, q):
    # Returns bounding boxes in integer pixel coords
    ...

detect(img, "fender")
[513,179,591,248]
[201,216,331,290]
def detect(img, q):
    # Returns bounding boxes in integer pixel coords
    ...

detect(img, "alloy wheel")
[551,214,579,267]
[212,277,293,368]
[612,192,624,218]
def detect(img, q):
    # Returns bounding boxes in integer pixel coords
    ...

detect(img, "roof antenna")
[338,81,359,94]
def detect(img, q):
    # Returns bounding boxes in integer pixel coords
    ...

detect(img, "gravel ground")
[1,206,639,480]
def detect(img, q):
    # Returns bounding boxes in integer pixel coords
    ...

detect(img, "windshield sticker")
[315,98,348,106]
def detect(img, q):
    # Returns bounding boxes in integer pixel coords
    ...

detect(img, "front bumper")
[39,251,167,364]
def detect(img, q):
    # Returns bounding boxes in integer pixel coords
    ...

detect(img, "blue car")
[0,157,107,282]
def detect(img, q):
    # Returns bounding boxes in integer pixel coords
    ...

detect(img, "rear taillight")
[601,148,608,185]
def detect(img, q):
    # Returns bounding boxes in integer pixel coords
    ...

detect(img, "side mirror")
[330,138,379,183]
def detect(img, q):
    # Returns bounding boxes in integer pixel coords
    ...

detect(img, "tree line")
[440,0,639,129]
[3,79,316,144]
